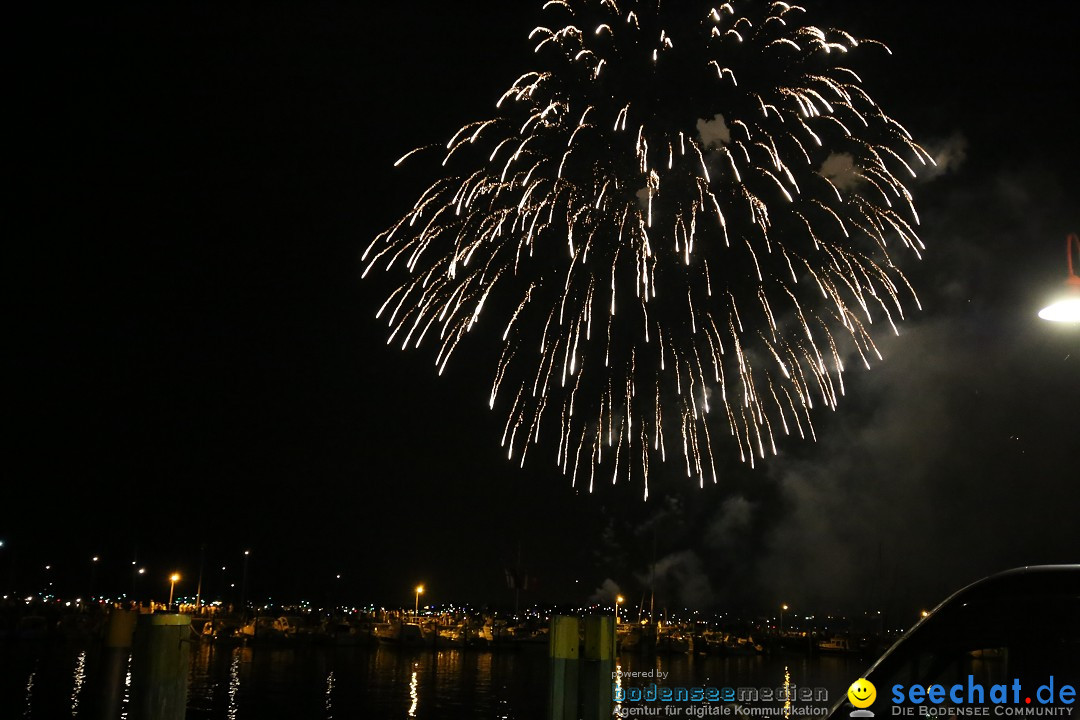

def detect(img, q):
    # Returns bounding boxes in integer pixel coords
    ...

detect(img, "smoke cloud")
[819,152,861,191]
[696,113,732,148]
[608,154,1079,618]
[590,578,622,603]
[918,133,969,181]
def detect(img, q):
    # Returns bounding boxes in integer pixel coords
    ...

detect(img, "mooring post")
[548,615,580,720]
[582,615,615,720]
[131,612,191,720]
[106,607,139,649]
[100,608,139,718]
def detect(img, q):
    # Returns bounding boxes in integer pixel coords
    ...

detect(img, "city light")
[1039,234,1080,323]
[169,573,181,607]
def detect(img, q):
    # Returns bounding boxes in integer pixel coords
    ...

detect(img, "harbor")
[1,603,869,720]
[0,595,899,657]
[0,595,885,718]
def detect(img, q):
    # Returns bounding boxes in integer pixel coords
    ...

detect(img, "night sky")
[8,2,1079,619]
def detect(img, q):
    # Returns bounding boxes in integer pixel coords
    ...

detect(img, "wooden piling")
[548,615,580,720]
[131,613,191,720]
[582,615,615,720]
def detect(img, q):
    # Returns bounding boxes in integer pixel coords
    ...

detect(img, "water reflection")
[783,665,792,720]
[0,634,863,719]
[228,647,241,720]
[25,670,35,719]
[614,662,623,715]
[408,668,419,717]
[612,648,862,715]
[71,650,86,717]
[120,653,132,720]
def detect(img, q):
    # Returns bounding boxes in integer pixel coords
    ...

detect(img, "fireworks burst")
[364,0,931,498]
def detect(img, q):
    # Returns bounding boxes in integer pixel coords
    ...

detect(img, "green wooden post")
[582,615,615,720]
[548,615,580,720]
[131,613,191,720]
[100,608,139,718]
[106,608,138,648]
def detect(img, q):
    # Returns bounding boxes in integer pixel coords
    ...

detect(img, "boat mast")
[649,528,656,621]
[514,543,522,617]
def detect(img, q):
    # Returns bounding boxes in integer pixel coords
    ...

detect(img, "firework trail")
[364,0,931,499]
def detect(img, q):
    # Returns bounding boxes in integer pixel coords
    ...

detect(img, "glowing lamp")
[1038,234,1080,323]
[168,573,181,607]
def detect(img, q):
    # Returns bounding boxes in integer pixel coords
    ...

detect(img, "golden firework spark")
[365,0,931,499]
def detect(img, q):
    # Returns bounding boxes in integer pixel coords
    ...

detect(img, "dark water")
[0,640,866,719]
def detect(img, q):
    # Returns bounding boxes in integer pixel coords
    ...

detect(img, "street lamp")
[169,573,181,608]
[135,566,146,602]
[615,595,625,624]
[89,556,100,600]
[240,550,251,621]
[1039,234,1080,323]
[414,585,424,617]
[780,604,789,634]
[0,540,7,594]
[195,544,205,610]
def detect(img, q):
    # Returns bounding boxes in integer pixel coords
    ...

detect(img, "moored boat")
[375,621,433,647]
[816,634,862,655]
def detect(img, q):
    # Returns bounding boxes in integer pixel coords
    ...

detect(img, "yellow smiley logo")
[848,678,877,708]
